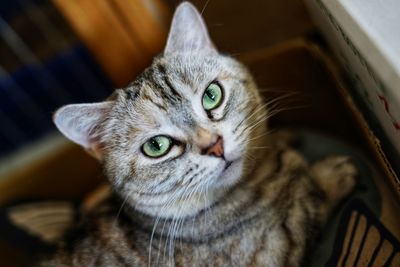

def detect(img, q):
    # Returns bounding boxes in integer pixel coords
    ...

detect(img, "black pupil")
[150,139,161,151]
[206,89,216,101]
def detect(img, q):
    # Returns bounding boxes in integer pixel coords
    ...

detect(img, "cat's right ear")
[53,102,113,160]
[164,2,216,55]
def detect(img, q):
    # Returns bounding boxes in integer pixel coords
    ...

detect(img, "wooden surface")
[166,0,315,53]
[0,143,103,205]
[53,0,170,87]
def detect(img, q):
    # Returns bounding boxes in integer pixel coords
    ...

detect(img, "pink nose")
[202,136,224,158]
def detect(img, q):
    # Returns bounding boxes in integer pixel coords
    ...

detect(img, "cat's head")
[54,2,267,218]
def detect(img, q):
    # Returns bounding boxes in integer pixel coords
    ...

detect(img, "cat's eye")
[202,82,223,111]
[142,136,172,158]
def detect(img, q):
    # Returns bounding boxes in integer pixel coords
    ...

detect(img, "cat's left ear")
[53,101,113,160]
[164,2,216,55]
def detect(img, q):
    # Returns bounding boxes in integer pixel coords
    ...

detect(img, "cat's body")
[40,2,356,266]
[42,140,355,267]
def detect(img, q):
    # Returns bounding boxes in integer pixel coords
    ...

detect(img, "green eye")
[202,82,223,111]
[142,136,172,158]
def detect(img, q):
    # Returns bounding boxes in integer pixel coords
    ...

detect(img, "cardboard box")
[304,0,400,176]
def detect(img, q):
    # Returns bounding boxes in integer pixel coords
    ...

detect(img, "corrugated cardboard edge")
[304,0,400,172]
[303,41,400,201]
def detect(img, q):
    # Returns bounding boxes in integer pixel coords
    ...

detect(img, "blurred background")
[0,0,168,163]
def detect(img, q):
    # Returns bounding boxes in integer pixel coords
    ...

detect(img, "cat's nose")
[201,135,224,158]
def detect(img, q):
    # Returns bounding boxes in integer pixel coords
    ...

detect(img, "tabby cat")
[40,2,356,266]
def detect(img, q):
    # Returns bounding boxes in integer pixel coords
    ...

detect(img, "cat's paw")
[310,156,357,203]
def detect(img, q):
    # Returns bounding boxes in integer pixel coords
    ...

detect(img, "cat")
[39,2,356,266]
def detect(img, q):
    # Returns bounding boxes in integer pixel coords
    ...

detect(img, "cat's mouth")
[212,158,243,188]
[223,161,233,171]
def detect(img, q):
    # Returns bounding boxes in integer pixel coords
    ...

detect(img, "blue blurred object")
[0,0,113,158]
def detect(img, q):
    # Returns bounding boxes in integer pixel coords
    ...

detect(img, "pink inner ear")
[164,2,217,55]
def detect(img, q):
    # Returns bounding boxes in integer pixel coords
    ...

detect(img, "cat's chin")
[212,158,244,188]
[134,187,227,219]
[133,160,244,219]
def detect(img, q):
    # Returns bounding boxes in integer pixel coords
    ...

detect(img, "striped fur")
[43,3,357,266]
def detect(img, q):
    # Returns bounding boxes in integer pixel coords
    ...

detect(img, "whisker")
[248,145,271,150]
[113,187,135,225]
[201,0,211,15]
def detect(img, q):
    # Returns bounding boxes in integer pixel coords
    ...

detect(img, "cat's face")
[102,53,265,217]
[54,2,267,218]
